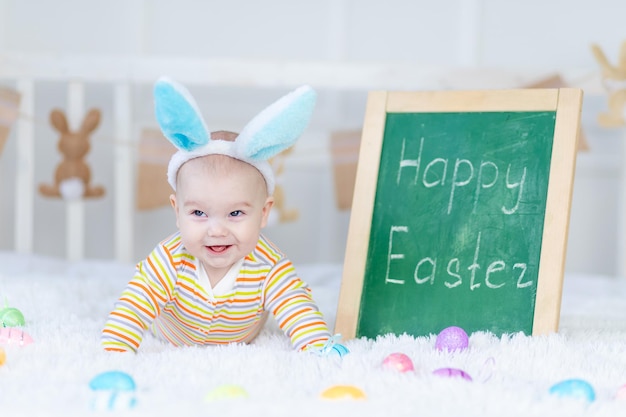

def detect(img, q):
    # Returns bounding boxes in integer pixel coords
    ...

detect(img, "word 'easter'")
[384,228,532,290]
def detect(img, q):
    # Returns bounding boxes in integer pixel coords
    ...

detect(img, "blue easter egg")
[549,378,595,402]
[89,371,137,411]
[89,371,136,391]
[330,343,350,357]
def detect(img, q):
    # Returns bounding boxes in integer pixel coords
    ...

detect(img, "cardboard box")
[0,86,21,156]
[136,128,176,210]
[330,130,361,210]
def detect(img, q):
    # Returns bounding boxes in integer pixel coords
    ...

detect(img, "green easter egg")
[0,307,25,327]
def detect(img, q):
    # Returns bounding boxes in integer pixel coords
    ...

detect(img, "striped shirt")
[101,232,331,352]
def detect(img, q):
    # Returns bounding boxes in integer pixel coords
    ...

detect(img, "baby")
[101,78,341,353]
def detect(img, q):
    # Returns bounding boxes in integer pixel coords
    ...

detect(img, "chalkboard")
[335,89,583,340]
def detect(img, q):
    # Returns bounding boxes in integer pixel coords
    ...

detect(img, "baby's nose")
[206,218,228,236]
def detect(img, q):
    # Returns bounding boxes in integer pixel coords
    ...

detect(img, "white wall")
[0,0,624,277]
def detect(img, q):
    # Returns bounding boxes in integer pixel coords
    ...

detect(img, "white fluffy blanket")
[1,251,626,416]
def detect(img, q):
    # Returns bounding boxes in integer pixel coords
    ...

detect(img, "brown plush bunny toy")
[39,108,105,200]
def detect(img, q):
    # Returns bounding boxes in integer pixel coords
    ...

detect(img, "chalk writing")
[396,137,526,215]
[384,225,532,291]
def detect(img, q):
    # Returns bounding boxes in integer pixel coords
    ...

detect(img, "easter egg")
[320,385,366,400]
[549,378,595,402]
[0,307,25,327]
[0,347,5,366]
[435,326,469,352]
[89,371,136,391]
[0,327,34,346]
[432,367,473,381]
[382,352,414,372]
[305,334,350,358]
[330,343,350,357]
[89,371,137,411]
[205,384,249,401]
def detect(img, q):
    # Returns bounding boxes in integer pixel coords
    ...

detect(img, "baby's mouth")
[207,245,230,253]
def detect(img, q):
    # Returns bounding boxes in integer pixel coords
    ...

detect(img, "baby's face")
[170,155,273,282]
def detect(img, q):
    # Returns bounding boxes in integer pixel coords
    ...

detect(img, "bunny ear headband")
[154,77,317,195]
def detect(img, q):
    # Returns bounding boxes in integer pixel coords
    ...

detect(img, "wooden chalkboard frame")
[335,88,583,339]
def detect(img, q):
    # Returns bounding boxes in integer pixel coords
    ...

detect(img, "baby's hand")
[304,334,349,357]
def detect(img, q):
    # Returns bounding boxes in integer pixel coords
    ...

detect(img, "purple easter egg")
[382,353,414,373]
[435,326,469,352]
[432,367,473,381]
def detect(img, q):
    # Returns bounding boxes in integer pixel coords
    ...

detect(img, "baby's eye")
[192,210,206,217]
[229,210,243,217]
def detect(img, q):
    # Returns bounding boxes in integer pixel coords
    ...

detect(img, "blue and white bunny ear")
[160,80,316,195]
[236,85,317,160]
[154,77,210,151]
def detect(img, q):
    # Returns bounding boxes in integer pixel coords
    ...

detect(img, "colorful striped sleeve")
[260,243,331,350]
[101,235,179,352]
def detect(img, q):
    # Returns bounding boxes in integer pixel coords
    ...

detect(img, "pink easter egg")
[0,327,34,346]
[382,352,414,373]
[435,326,469,352]
[432,367,473,381]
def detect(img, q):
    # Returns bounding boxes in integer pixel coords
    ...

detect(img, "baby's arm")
[101,249,173,352]
[263,260,331,350]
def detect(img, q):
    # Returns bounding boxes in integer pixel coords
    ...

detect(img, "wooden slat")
[66,81,86,261]
[14,79,34,254]
[114,82,135,263]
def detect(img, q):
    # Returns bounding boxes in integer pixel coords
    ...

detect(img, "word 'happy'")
[396,137,527,214]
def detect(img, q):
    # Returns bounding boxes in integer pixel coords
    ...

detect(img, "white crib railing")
[14,78,34,255]
[9,78,137,262]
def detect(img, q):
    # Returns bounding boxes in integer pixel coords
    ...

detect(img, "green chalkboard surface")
[335,89,583,340]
